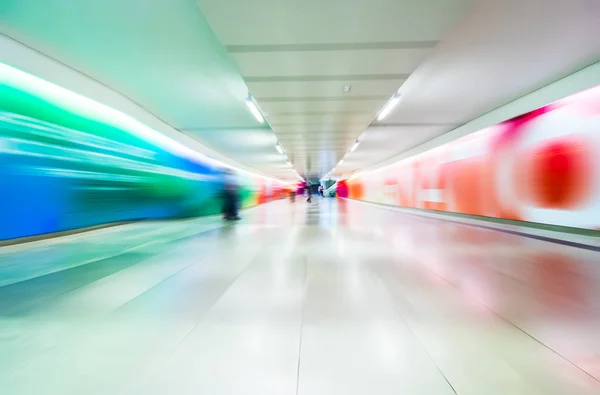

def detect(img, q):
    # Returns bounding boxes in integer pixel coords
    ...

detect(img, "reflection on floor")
[1,198,599,394]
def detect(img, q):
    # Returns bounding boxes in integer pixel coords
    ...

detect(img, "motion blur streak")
[344,84,600,230]
[0,62,286,241]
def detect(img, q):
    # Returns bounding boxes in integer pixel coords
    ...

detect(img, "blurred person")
[318,185,324,197]
[290,189,296,202]
[222,169,241,221]
[306,180,312,203]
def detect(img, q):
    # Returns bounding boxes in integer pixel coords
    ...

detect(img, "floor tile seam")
[366,264,459,394]
[388,253,600,385]
[295,253,309,395]
[104,241,230,317]
[131,231,281,395]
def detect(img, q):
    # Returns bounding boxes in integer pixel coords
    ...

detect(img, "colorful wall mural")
[0,62,287,241]
[344,84,600,230]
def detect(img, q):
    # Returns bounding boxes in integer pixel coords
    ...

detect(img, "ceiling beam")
[227,40,439,53]
[244,74,410,83]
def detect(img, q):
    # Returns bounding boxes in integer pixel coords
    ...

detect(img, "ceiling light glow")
[245,95,265,123]
[377,93,401,121]
[0,62,292,184]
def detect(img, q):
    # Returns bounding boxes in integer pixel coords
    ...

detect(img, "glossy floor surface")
[1,199,600,394]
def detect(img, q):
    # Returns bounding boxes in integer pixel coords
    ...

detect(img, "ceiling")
[199,0,600,179]
[1,0,599,182]
[197,0,473,178]
[352,0,600,176]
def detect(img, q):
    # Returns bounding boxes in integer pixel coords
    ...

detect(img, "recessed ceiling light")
[377,92,401,121]
[343,85,352,93]
[245,94,265,123]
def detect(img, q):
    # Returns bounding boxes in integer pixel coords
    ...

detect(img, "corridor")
[1,199,600,394]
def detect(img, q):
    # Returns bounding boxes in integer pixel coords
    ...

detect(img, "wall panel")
[346,84,600,230]
[0,62,285,241]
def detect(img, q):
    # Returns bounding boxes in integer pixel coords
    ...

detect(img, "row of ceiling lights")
[321,138,358,180]
[245,93,304,181]
[322,88,402,180]
[245,86,401,183]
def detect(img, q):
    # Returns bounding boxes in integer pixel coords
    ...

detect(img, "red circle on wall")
[526,137,593,209]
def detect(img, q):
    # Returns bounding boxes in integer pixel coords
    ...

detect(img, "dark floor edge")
[344,199,600,252]
[0,221,133,248]
[0,216,215,247]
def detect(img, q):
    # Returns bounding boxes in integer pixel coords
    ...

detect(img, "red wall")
[345,84,600,230]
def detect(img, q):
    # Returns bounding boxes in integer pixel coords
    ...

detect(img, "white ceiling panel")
[247,80,406,98]
[282,140,357,150]
[230,48,432,77]
[374,0,600,128]
[260,99,387,114]
[278,131,357,139]
[197,0,472,45]
[269,120,369,128]
[266,114,374,128]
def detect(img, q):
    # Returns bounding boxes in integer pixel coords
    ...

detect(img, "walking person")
[305,180,312,203]
[222,169,241,221]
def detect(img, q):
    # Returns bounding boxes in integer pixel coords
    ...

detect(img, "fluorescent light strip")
[276,144,284,154]
[377,93,401,121]
[245,96,265,123]
[350,141,359,152]
[0,62,294,185]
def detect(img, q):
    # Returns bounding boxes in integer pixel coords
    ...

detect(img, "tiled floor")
[1,198,599,394]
